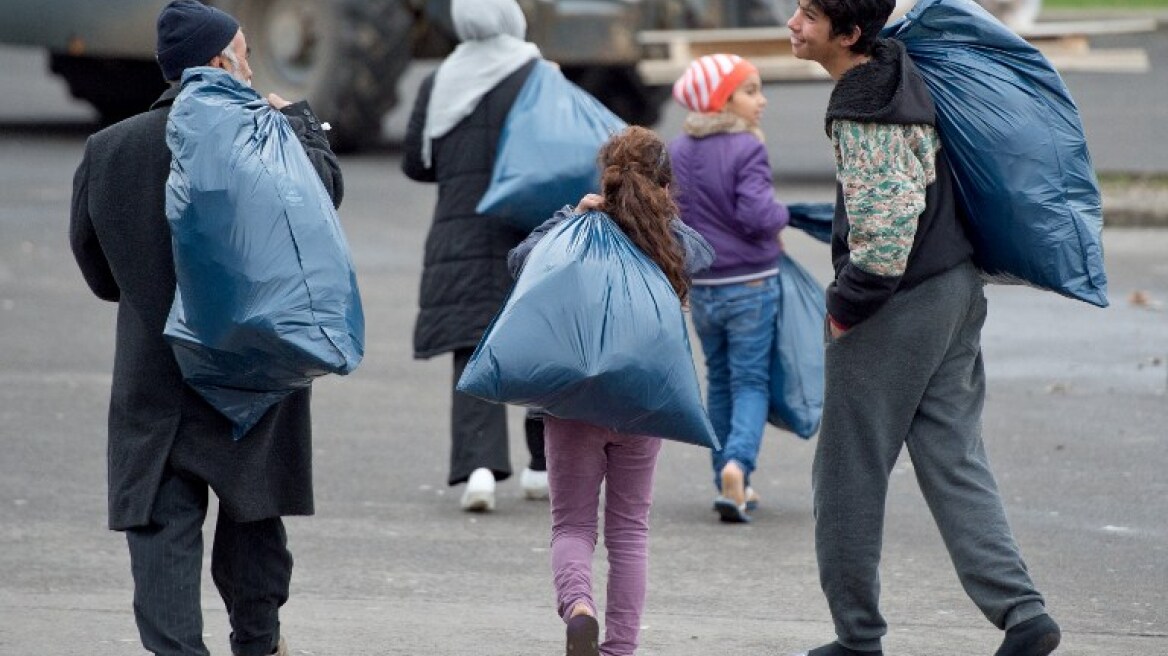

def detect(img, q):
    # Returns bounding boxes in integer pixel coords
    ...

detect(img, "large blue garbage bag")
[476,61,627,232]
[884,0,1108,307]
[164,67,365,438]
[457,211,718,449]
[767,253,825,439]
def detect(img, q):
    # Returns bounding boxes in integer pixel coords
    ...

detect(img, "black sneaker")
[565,613,599,656]
[795,642,883,656]
[713,495,751,523]
[995,614,1061,656]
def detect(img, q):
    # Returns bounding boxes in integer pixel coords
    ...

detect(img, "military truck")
[0,0,778,150]
[0,0,1150,151]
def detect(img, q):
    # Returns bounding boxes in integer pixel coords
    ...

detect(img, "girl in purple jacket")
[668,54,791,523]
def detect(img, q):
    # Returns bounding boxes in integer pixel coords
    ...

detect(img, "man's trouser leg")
[903,276,1046,630]
[211,513,292,656]
[814,263,983,651]
[126,468,210,656]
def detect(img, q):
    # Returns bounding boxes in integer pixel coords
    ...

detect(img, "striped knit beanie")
[672,54,758,114]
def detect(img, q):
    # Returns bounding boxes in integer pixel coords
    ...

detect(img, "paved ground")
[1,16,1167,656]
[1,137,1166,655]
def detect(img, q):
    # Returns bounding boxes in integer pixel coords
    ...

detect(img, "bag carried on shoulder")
[885,0,1108,307]
[457,211,718,449]
[164,67,365,439]
[476,61,627,232]
[768,253,826,439]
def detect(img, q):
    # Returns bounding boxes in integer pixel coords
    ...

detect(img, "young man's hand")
[828,315,848,339]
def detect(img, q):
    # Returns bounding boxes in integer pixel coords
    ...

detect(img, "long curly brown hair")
[596,126,689,302]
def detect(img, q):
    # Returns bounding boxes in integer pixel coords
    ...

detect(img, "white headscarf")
[421,0,541,167]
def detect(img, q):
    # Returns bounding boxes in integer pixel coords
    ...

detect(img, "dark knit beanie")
[156,0,240,81]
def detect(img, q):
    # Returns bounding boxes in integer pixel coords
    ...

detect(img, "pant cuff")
[560,598,597,622]
[1004,601,1047,630]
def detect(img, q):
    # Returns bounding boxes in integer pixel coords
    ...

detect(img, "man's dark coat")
[70,86,344,531]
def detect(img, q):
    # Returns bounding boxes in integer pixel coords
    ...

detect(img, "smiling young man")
[787,1,1062,655]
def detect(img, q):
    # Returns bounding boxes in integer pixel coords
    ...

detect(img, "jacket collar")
[151,85,182,111]
[682,111,765,143]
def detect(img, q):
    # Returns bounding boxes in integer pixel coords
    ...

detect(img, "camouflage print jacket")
[823,38,973,328]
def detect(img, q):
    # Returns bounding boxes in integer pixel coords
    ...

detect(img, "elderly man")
[69,1,342,654]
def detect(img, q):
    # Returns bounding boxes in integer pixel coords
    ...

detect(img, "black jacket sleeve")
[280,100,345,208]
[401,73,437,183]
[69,141,120,302]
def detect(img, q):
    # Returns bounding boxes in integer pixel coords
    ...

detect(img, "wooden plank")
[635,18,1157,45]
[638,26,791,45]
[1018,18,1158,38]
[1042,48,1151,73]
[638,56,830,85]
[636,18,1156,83]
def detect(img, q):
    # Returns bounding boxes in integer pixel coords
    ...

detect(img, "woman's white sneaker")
[520,467,549,500]
[461,468,496,512]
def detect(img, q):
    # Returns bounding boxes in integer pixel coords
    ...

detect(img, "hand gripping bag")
[767,253,826,439]
[476,61,627,232]
[457,211,718,449]
[164,68,365,438]
[884,0,1108,307]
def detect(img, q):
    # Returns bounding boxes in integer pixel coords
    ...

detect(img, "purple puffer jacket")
[669,129,789,282]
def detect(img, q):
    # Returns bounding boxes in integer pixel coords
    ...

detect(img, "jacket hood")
[824,38,935,137]
[452,0,526,41]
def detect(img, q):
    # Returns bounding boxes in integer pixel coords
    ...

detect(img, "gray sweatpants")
[813,261,1046,652]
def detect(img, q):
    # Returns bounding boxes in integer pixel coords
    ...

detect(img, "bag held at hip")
[458,211,718,449]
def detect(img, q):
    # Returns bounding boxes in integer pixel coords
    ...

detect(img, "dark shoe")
[713,495,751,523]
[995,614,1061,656]
[715,461,750,522]
[565,614,599,656]
[794,642,883,656]
[270,637,288,656]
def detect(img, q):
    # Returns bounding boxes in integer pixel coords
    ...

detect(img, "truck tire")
[49,55,168,124]
[216,0,413,152]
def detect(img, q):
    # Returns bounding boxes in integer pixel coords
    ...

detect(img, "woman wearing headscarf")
[402,0,547,512]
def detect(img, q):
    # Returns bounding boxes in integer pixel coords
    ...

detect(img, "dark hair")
[596,126,690,302]
[807,0,895,55]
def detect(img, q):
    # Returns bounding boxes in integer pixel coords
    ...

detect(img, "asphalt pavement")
[1,19,1167,656]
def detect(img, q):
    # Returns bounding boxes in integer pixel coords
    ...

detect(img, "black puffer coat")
[402,58,538,359]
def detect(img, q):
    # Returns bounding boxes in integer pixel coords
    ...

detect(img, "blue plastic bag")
[768,253,825,438]
[164,67,365,438]
[787,202,835,244]
[884,0,1107,307]
[476,61,627,232]
[457,211,718,449]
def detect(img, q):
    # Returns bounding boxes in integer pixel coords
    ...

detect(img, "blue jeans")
[689,277,779,489]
